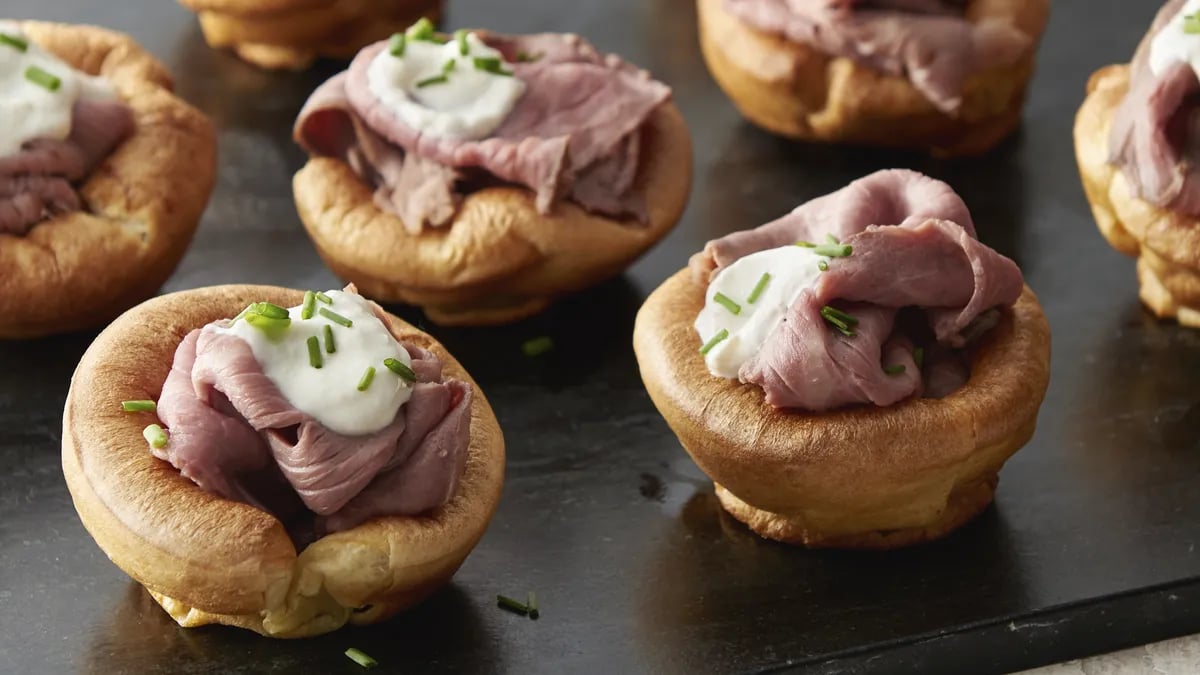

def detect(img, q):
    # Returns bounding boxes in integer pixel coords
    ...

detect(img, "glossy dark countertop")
[3,1,1200,674]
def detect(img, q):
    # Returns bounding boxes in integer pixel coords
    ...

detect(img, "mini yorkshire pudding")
[178,0,443,70]
[293,27,692,326]
[1075,2,1200,327]
[0,22,216,339]
[635,271,1050,548]
[697,0,1050,156]
[62,285,504,637]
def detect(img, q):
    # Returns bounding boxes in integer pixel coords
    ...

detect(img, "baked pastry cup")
[0,22,215,339]
[633,270,1051,549]
[697,0,1050,156]
[61,285,505,637]
[178,0,443,70]
[294,103,692,327]
[1075,64,1200,327]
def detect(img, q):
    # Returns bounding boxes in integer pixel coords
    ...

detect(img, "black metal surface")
[0,1,1195,673]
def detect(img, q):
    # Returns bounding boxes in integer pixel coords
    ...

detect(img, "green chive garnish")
[747,273,771,305]
[318,307,353,327]
[345,648,378,669]
[826,234,840,244]
[473,56,513,76]
[315,291,333,305]
[795,240,816,248]
[416,74,449,88]
[0,33,28,52]
[121,400,156,413]
[699,328,729,355]
[244,313,291,338]
[455,29,469,55]
[307,336,323,369]
[301,291,316,320]
[818,260,829,272]
[497,594,529,616]
[814,243,853,258]
[883,364,906,376]
[251,302,289,319]
[713,292,741,316]
[388,32,407,57]
[527,591,539,620]
[357,366,376,392]
[323,325,336,353]
[516,50,542,63]
[407,17,435,41]
[522,336,554,357]
[142,424,168,450]
[231,304,253,325]
[913,346,924,369]
[1186,13,1200,34]
[25,66,61,92]
[819,306,858,337]
[443,58,457,74]
[384,357,417,383]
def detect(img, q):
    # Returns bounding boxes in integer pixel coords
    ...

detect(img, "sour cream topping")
[0,21,118,157]
[220,291,415,437]
[695,245,827,379]
[366,28,526,140]
[1150,0,1200,78]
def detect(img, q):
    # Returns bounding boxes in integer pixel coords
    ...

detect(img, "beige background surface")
[1022,635,1200,674]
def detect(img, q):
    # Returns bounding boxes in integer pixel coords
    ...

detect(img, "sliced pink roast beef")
[0,97,134,235]
[722,0,1028,113]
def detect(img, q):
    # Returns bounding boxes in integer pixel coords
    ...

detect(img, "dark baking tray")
[3,0,1198,673]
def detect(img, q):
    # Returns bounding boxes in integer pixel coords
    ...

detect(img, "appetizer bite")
[633,170,1050,549]
[698,0,1050,156]
[1076,0,1200,327]
[293,22,692,325]
[0,21,215,338]
[62,285,504,637]
[177,0,442,70]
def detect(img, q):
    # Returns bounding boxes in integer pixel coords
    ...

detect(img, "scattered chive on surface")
[818,260,829,272]
[251,302,289,319]
[713,292,742,316]
[883,364,906,376]
[913,346,925,369]
[699,328,729,355]
[388,32,407,57]
[516,50,542,62]
[407,17,435,40]
[0,33,28,52]
[813,243,852,258]
[1186,13,1200,34]
[142,424,168,450]
[522,336,554,358]
[794,240,816,248]
[301,291,316,320]
[473,56,513,76]
[323,324,336,354]
[231,305,253,325]
[527,591,539,620]
[819,306,858,338]
[245,312,291,338]
[443,58,457,74]
[497,594,529,616]
[384,357,417,383]
[25,65,60,92]
[455,29,469,55]
[416,74,449,88]
[318,307,353,328]
[345,648,378,669]
[826,234,840,244]
[121,400,156,413]
[747,273,771,305]
[307,336,323,369]
[357,366,377,392]
[315,291,333,305]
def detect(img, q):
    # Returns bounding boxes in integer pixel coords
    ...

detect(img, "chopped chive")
[323,325,336,354]
[813,243,853,258]
[301,291,316,320]
[384,357,417,383]
[142,424,168,450]
[819,306,858,337]
[522,336,554,357]
[747,273,771,304]
[497,594,529,616]
[826,234,840,244]
[345,648,377,669]
[712,292,742,316]
[315,291,333,305]
[443,58,457,74]
[307,336,323,369]
[1186,13,1200,34]
[121,400,156,413]
[230,304,253,325]
[473,56,513,76]
[516,50,542,62]
[416,74,449,88]
[527,591,539,620]
[818,260,829,272]
[913,347,924,369]
[388,32,407,57]
[25,66,61,92]
[357,366,376,392]
[0,33,28,52]
[318,307,353,327]
[795,241,816,248]
[699,328,729,355]
[251,302,289,320]
[455,29,469,55]
[407,17,435,41]
[244,313,291,339]
[883,364,906,376]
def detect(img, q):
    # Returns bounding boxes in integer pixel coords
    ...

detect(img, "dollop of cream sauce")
[366,29,525,140]
[218,291,415,437]
[1150,0,1200,77]
[695,245,827,379]
[0,21,118,157]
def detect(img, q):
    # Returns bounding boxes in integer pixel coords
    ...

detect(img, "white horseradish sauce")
[1150,0,1200,78]
[366,22,525,140]
[0,21,119,157]
[218,290,416,437]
